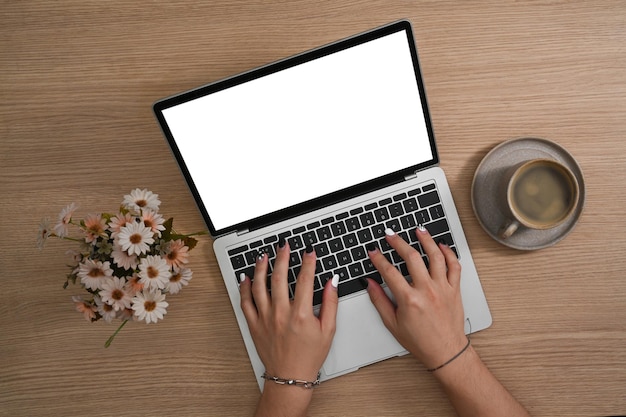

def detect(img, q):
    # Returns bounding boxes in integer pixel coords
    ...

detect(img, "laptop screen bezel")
[153,20,438,238]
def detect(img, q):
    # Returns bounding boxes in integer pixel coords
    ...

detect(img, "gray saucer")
[471,137,585,250]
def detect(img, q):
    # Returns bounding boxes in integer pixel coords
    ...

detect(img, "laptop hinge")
[236,228,250,236]
[404,172,418,181]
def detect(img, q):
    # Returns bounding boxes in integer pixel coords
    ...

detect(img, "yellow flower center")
[147,266,159,279]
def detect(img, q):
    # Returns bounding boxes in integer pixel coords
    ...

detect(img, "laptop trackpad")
[322,292,407,377]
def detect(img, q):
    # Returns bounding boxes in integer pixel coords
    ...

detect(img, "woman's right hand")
[365,226,468,370]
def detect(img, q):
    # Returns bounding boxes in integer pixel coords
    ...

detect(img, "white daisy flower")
[99,276,133,312]
[53,202,78,238]
[111,245,138,270]
[37,218,51,249]
[138,255,170,291]
[108,212,134,239]
[117,221,154,256]
[132,290,168,324]
[141,209,166,237]
[77,259,114,290]
[167,267,192,295]
[94,296,117,323]
[122,188,161,213]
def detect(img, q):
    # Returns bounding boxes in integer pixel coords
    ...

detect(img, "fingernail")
[436,238,448,247]
[385,227,396,236]
[331,274,339,288]
[358,277,369,289]
[257,251,266,261]
[278,236,286,248]
[239,273,246,284]
[366,242,377,253]
[417,224,427,232]
[305,244,314,254]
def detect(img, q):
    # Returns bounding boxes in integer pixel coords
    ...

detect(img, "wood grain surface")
[1,1,625,416]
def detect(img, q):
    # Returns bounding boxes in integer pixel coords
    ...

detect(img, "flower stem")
[105,319,129,348]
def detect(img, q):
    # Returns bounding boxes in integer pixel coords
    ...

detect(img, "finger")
[439,242,462,288]
[270,238,291,309]
[293,245,317,312]
[319,274,339,337]
[416,225,447,280]
[251,252,270,314]
[364,278,398,333]
[239,274,258,326]
[383,228,430,286]
[367,242,410,297]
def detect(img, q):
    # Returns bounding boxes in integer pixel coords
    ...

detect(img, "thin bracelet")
[426,338,471,372]
[261,371,321,389]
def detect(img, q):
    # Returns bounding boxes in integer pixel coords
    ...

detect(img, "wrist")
[255,381,315,417]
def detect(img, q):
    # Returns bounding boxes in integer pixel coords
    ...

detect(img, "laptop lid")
[153,20,438,238]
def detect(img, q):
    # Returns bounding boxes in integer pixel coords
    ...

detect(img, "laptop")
[153,20,492,390]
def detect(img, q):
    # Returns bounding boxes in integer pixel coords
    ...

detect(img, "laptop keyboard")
[228,181,458,306]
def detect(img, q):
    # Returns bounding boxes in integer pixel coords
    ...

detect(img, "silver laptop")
[153,20,492,390]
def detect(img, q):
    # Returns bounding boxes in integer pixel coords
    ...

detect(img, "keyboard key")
[263,235,278,244]
[415,209,430,225]
[289,251,301,267]
[360,212,375,227]
[418,191,440,208]
[400,214,416,229]
[316,226,332,241]
[331,221,347,236]
[345,217,361,232]
[250,240,262,248]
[292,226,306,234]
[337,278,367,297]
[429,204,445,220]
[403,197,419,212]
[364,202,378,211]
[374,207,390,222]
[342,233,359,248]
[379,197,392,205]
[334,267,350,282]
[388,202,404,217]
[302,231,318,246]
[425,218,450,236]
[314,242,330,258]
[350,207,364,215]
[307,221,320,230]
[350,245,367,261]
[337,250,352,266]
[423,183,436,192]
[385,218,401,233]
[348,262,365,278]
[336,212,349,220]
[230,254,246,270]
[228,245,248,256]
[371,224,386,238]
[321,217,334,225]
[321,255,338,270]
[328,237,344,253]
[393,192,407,201]
[288,235,304,251]
[408,188,421,196]
[357,228,373,243]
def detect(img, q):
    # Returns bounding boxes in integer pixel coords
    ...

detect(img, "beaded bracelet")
[261,371,321,389]
[426,338,471,372]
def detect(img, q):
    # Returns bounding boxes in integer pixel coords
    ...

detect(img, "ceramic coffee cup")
[499,158,580,239]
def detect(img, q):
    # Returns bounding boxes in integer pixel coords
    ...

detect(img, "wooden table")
[2,2,625,416]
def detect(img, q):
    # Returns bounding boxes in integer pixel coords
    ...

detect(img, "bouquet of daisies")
[38,189,206,347]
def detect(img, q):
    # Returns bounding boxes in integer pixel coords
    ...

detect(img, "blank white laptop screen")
[161,30,433,233]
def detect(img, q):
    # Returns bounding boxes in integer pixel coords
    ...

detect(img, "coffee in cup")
[499,158,580,239]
